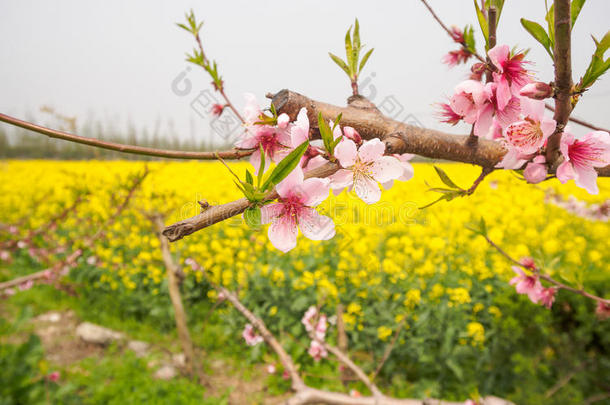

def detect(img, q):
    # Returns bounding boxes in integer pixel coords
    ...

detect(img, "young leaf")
[257,144,265,187]
[261,141,309,191]
[329,53,350,75]
[332,113,343,131]
[434,166,461,190]
[345,25,353,71]
[545,3,555,47]
[520,18,553,58]
[359,48,374,73]
[474,0,489,48]
[245,169,254,185]
[578,31,610,90]
[571,0,586,29]
[318,112,334,154]
[243,206,262,229]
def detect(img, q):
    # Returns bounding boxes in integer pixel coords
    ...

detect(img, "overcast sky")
[1,0,609,147]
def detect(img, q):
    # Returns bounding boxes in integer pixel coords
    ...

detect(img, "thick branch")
[0,113,252,160]
[546,0,573,163]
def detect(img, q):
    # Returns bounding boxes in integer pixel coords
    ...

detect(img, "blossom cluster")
[233,94,414,252]
[509,258,556,309]
[301,306,329,361]
[439,44,610,194]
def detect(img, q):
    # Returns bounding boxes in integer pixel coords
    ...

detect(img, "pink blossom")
[86,256,97,266]
[504,98,556,154]
[0,250,10,262]
[487,45,531,109]
[557,130,610,195]
[314,314,328,341]
[282,370,290,380]
[520,257,537,271]
[595,302,610,320]
[19,280,34,291]
[382,153,414,190]
[242,324,263,346]
[307,340,328,361]
[4,288,15,296]
[47,371,60,382]
[342,126,362,144]
[329,138,403,204]
[449,80,488,125]
[538,287,557,309]
[17,240,27,249]
[301,306,318,332]
[350,389,362,398]
[261,167,334,252]
[523,155,548,184]
[266,364,276,374]
[509,266,542,303]
[436,103,462,126]
[442,49,472,67]
[475,82,521,137]
[211,103,224,117]
[449,26,464,43]
[519,82,553,100]
[235,93,298,172]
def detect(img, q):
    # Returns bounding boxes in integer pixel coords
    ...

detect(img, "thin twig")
[0,113,253,160]
[467,167,494,195]
[544,103,609,133]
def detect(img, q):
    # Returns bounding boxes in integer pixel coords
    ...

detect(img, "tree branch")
[0,113,253,160]
[546,0,573,164]
[544,103,609,133]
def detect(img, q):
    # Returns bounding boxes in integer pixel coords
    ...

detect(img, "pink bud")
[211,104,224,117]
[596,302,610,320]
[520,257,537,270]
[523,158,548,184]
[48,371,60,382]
[519,82,553,100]
[343,126,362,144]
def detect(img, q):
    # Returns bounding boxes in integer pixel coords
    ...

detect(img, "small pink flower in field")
[350,389,362,398]
[261,167,334,252]
[42,270,53,281]
[282,370,290,380]
[538,287,557,309]
[329,138,403,204]
[307,340,328,361]
[86,256,97,266]
[436,103,462,126]
[242,324,263,346]
[520,257,537,270]
[464,400,478,405]
[523,155,548,184]
[8,225,18,235]
[266,364,276,374]
[301,306,318,332]
[520,82,553,100]
[504,98,556,154]
[4,288,15,296]
[314,314,328,340]
[19,280,33,291]
[510,266,542,303]
[17,240,27,249]
[0,250,10,262]
[442,49,472,67]
[488,45,531,108]
[47,371,60,382]
[557,130,610,195]
[211,103,224,117]
[595,302,610,320]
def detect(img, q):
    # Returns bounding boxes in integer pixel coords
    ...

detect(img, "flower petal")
[354,174,381,204]
[268,215,298,252]
[298,207,335,241]
[300,177,330,206]
[290,108,310,146]
[370,156,403,183]
[358,138,385,163]
[329,169,354,190]
[260,203,284,224]
[334,139,358,167]
[556,161,575,184]
[276,166,304,199]
[573,165,599,195]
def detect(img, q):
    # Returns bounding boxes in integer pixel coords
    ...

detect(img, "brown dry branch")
[0,113,253,160]
[163,89,610,241]
[0,169,147,291]
[205,274,514,405]
[482,232,610,306]
[152,213,206,385]
[546,0,573,164]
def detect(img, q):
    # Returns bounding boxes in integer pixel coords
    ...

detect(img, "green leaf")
[463,25,476,54]
[257,144,265,187]
[329,52,350,75]
[332,113,343,131]
[358,48,374,73]
[243,206,262,229]
[434,166,461,189]
[245,169,254,185]
[571,0,586,29]
[545,3,555,47]
[353,19,361,52]
[520,18,553,59]
[261,141,309,191]
[491,0,505,22]
[579,31,610,90]
[474,0,489,48]
[345,25,353,70]
[318,112,334,154]
[446,359,464,381]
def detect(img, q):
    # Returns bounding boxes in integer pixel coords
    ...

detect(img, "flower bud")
[519,82,553,100]
[520,257,537,270]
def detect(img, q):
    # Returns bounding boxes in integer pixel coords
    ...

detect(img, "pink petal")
[573,165,599,195]
[290,108,310,147]
[243,93,261,124]
[520,97,545,121]
[556,161,575,183]
[334,139,358,167]
[358,138,385,163]
[277,113,290,129]
[329,169,354,190]
[300,178,330,206]
[268,215,298,252]
[474,104,494,137]
[276,166,304,199]
[298,207,335,241]
[398,161,415,182]
[560,132,575,160]
[332,122,343,140]
[250,149,262,174]
[495,75,512,111]
[235,131,261,149]
[370,156,403,183]
[382,180,394,190]
[487,44,509,72]
[304,155,328,172]
[260,203,284,224]
[354,174,381,204]
[540,117,557,143]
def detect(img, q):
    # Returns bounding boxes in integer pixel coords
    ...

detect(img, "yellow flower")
[269,306,278,316]
[377,326,393,341]
[466,322,485,346]
[404,289,421,309]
